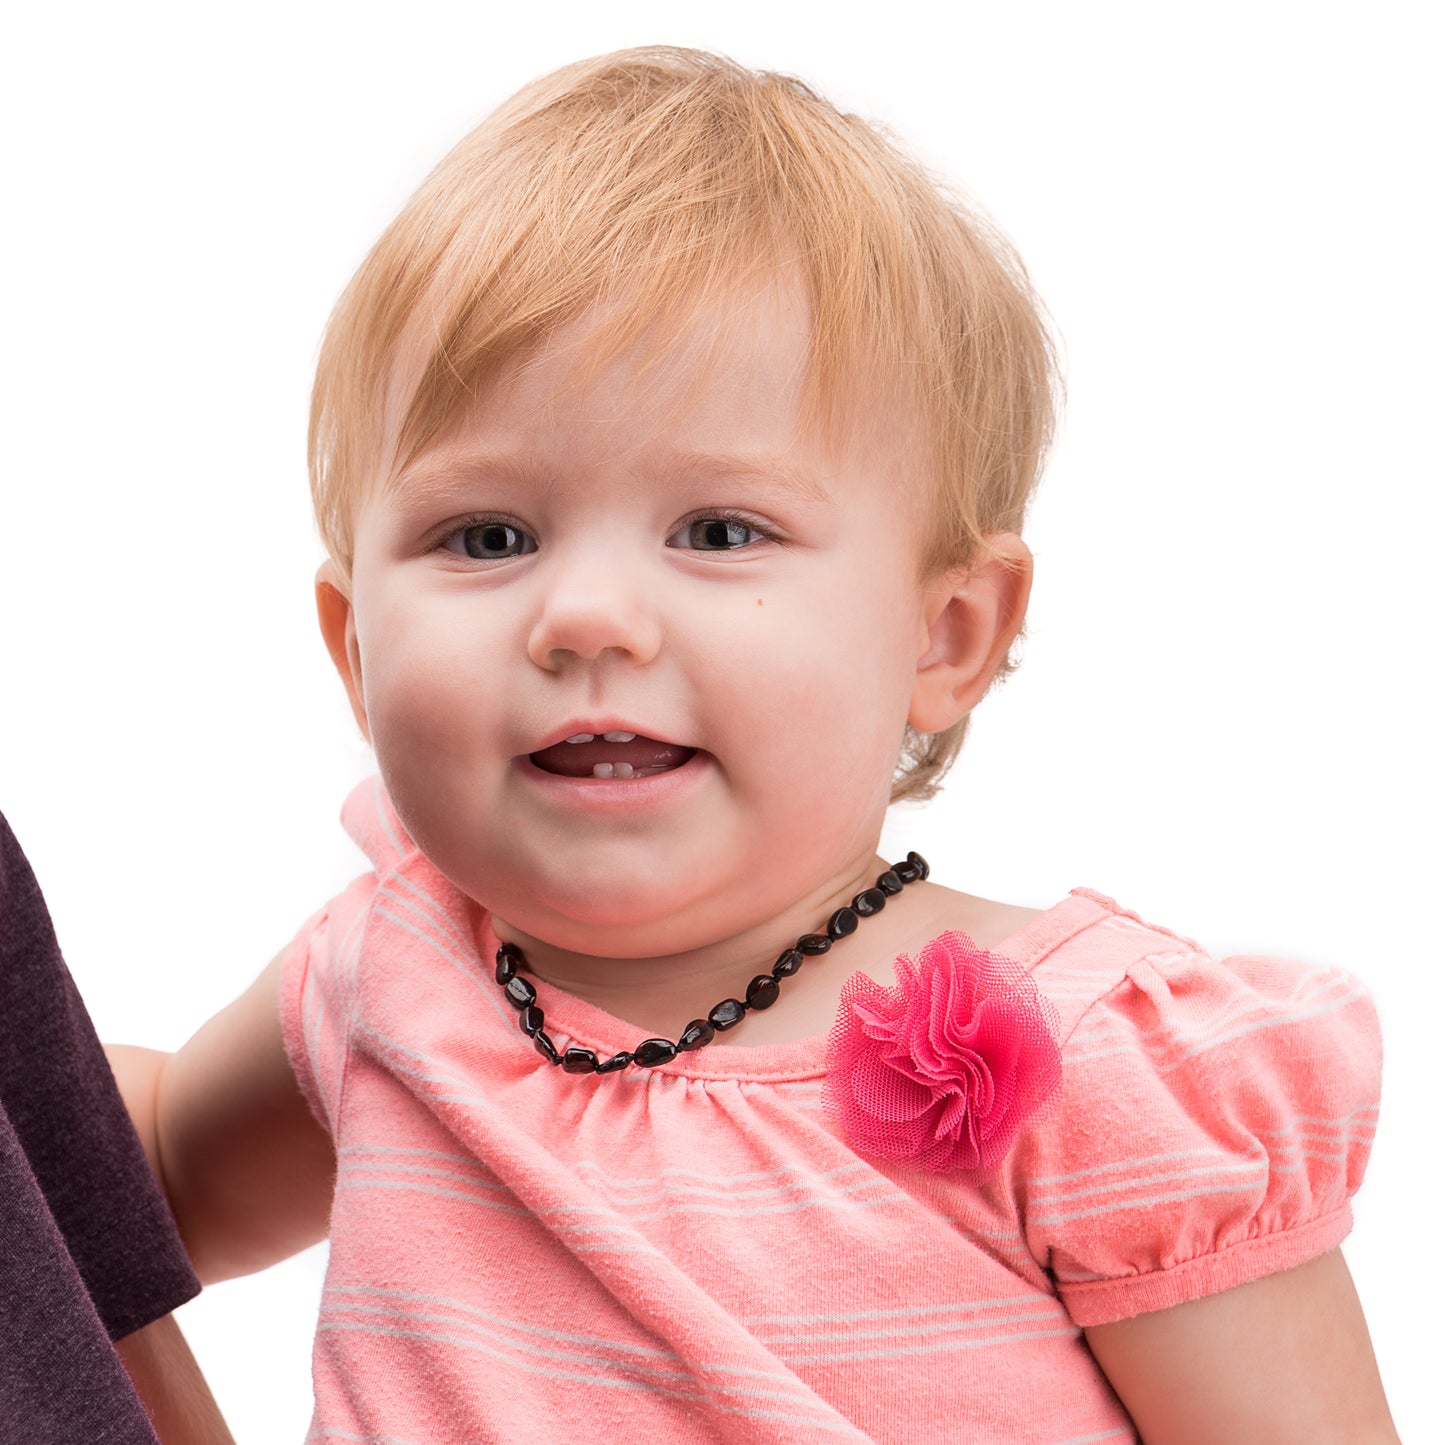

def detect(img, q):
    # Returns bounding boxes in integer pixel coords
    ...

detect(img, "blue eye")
[668,517,765,551]
[443,521,536,560]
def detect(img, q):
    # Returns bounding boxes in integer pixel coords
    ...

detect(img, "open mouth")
[528,731,698,780]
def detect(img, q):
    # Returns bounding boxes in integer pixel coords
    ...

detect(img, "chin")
[526,883,700,943]
[502,875,737,959]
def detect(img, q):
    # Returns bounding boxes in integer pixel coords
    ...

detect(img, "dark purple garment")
[1,812,199,1444]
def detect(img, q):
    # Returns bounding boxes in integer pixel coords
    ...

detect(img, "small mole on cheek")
[756,598,763,606]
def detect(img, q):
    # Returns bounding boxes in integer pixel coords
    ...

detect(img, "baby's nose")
[526,558,663,669]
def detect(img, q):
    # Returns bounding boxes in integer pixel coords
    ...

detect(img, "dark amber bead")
[798,933,832,955]
[907,851,930,881]
[772,948,804,978]
[708,998,747,1031]
[852,887,887,917]
[595,1052,633,1073]
[876,869,904,895]
[827,907,859,939]
[518,1004,545,1037]
[562,1047,598,1074]
[678,1020,715,1051]
[533,1030,560,1064]
[495,952,518,985]
[633,1038,677,1068]
[894,859,921,884]
[746,975,780,1009]
[504,976,537,1009]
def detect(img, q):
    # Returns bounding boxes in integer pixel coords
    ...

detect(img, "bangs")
[311,49,1054,575]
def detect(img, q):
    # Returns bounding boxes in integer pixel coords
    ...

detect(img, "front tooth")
[614,762,635,779]
[602,731,636,742]
[592,762,615,779]
[565,733,596,744]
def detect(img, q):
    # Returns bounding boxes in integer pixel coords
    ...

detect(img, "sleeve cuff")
[1060,1204,1354,1327]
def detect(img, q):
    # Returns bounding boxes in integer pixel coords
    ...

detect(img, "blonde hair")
[309,47,1058,801]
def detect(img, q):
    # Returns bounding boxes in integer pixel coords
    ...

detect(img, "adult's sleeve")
[0,811,199,1341]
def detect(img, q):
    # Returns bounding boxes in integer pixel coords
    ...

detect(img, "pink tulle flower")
[824,931,1062,1176]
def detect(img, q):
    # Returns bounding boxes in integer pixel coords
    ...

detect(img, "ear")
[910,533,1033,734]
[315,560,371,742]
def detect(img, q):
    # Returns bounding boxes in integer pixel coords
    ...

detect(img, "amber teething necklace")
[491,852,929,1076]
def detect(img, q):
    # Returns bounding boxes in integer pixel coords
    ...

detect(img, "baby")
[113,47,1396,1443]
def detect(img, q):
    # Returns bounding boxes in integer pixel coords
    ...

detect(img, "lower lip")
[514,749,711,811]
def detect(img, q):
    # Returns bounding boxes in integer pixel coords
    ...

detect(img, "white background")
[1,2,1438,1439]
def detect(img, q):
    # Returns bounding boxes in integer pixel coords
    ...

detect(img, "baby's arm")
[109,954,335,1283]
[1013,932,1395,1440]
[1084,1249,1397,1444]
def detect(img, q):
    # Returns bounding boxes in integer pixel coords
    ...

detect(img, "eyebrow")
[387,448,833,507]
[385,450,560,507]
[651,450,832,505]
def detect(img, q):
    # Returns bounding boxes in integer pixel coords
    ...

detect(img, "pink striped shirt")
[279,780,1380,1443]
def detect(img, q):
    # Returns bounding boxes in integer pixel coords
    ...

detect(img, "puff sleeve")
[1016,942,1381,1327]
[278,778,429,1135]
[279,894,356,1137]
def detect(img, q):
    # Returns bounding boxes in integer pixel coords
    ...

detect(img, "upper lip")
[526,719,688,753]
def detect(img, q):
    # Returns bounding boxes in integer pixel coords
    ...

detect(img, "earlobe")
[315,561,371,742]
[909,534,1033,734]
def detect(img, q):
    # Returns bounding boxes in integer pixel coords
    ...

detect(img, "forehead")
[380,272,930,514]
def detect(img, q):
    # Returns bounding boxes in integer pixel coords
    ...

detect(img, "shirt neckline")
[475,889,1119,1085]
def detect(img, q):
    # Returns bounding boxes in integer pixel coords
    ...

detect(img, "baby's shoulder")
[1016,887,1371,1057]
[972,886,1382,1182]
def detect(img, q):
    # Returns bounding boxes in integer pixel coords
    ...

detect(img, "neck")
[489,852,896,1039]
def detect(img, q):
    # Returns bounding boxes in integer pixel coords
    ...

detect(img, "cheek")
[359,595,497,762]
[359,617,498,888]
[711,576,919,771]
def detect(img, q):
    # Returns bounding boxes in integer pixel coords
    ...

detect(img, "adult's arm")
[115,1313,236,1445]
[0,810,232,1441]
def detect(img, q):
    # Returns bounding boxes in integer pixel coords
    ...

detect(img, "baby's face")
[330,278,943,958]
